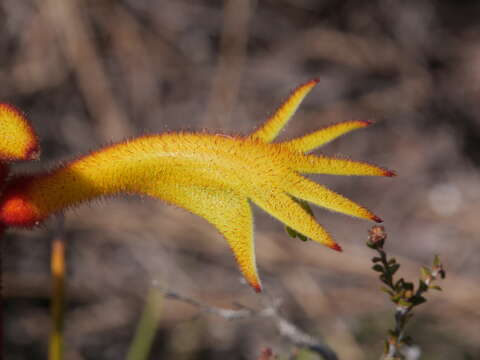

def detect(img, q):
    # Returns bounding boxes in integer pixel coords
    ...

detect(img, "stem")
[126,288,163,360]
[49,216,66,360]
[377,248,395,290]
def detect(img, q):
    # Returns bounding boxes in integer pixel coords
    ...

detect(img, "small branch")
[164,290,252,320]
[161,288,337,360]
[367,226,446,360]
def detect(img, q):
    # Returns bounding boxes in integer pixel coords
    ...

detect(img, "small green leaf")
[389,263,400,275]
[372,256,382,263]
[297,233,308,242]
[372,264,384,272]
[388,258,396,265]
[411,295,427,306]
[430,285,443,291]
[286,226,297,238]
[366,241,377,249]
[418,280,428,292]
[291,197,314,216]
[403,282,414,291]
[285,226,309,242]
[286,197,314,241]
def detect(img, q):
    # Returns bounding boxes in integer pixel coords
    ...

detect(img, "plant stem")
[49,216,66,360]
[126,287,163,360]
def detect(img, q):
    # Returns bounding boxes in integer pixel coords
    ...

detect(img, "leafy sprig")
[367,226,446,359]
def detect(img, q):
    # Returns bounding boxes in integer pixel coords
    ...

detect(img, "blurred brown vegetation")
[2,0,480,359]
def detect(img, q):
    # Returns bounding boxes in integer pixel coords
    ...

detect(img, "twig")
[161,288,337,360]
[164,290,252,320]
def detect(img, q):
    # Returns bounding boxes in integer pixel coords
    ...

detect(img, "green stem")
[49,225,65,360]
[126,288,163,360]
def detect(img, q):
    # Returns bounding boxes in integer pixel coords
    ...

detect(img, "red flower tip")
[252,283,263,293]
[371,215,383,223]
[0,194,39,227]
[360,120,374,127]
[330,243,343,252]
[383,169,397,177]
[0,177,42,227]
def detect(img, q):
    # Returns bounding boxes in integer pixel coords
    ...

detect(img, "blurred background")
[2,0,480,359]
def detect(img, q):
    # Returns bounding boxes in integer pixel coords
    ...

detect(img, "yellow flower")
[0,79,394,291]
[0,104,39,162]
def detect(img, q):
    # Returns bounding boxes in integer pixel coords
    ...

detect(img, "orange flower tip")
[383,169,397,177]
[330,243,343,252]
[310,78,320,85]
[371,215,383,223]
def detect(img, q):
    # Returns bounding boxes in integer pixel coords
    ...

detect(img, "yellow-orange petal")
[252,190,339,250]
[249,79,319,143]
[144,182,262,292]
[281,120,372,153]
[0,104,39,161]
[286,174,379,222]
[292,154,395,177]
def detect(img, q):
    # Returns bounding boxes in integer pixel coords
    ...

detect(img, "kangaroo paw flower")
[0,80,394,291]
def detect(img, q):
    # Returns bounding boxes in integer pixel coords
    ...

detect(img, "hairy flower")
[0,79,394,291]
[0,104,39,162]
